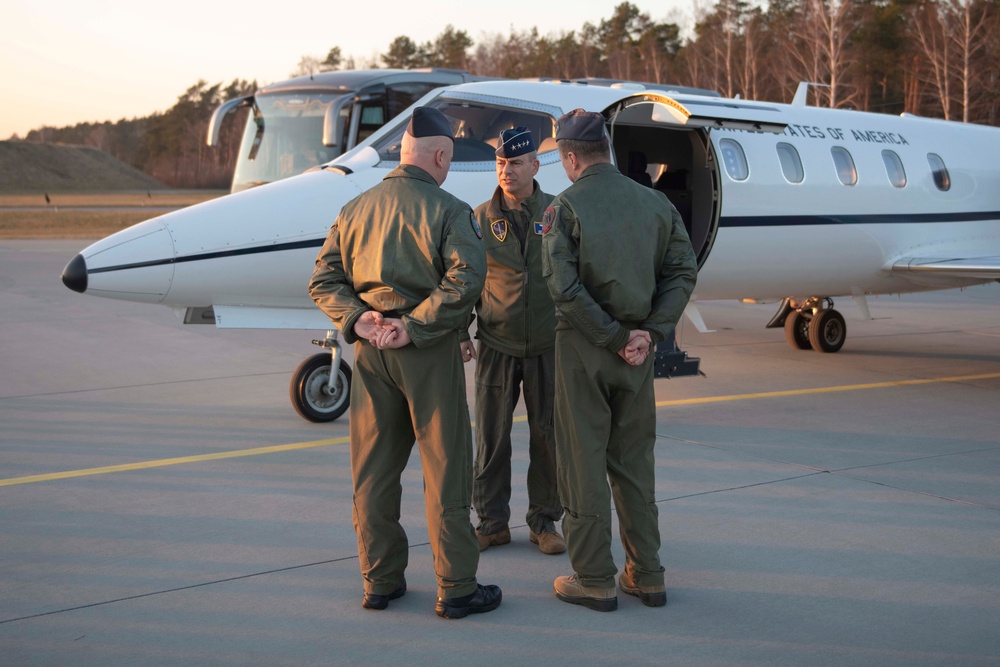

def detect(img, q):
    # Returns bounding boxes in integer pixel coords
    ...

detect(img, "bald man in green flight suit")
[309,106,502,620]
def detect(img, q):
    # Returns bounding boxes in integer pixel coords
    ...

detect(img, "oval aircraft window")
[719,139,749,181]
[831,146,857,186]
[882,150,907,188]
[927,153,951,191]
[776,142,804,184]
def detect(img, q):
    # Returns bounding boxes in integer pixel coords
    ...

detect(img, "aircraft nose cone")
[62,253,88,293]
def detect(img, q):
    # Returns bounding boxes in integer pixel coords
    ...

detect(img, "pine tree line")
[17,0,999,189]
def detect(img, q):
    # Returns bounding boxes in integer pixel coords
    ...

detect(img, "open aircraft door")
[601,91,787,378]
[602,92,787,269]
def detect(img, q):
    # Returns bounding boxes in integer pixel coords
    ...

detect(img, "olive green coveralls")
[470,181,562,537]
[541,162,698,589]
[309,164,487,599]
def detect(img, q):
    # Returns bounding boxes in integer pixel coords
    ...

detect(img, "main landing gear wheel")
[289,353,352,422]
[783,311,812,350]
[808,308,847,353]
[778,298,847,353]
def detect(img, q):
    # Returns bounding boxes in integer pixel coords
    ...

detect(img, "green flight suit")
[309,163,487,599]
[541,162,697,589]
[470,181,562,537]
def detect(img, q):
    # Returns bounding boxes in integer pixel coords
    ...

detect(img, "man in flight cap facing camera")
[541,108,697,612]
[460,126,565,556]
[310,106,501,619]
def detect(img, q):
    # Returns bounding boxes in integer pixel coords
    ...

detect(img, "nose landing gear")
[770,297,847,353]
[289,329,352,422]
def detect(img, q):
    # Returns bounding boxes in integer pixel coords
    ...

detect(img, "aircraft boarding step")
[653,331,703,379]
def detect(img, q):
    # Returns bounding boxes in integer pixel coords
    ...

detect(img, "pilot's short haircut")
[401,132,453,163]
[557,137,611,163]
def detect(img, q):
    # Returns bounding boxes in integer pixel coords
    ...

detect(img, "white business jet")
[61,80,1000,421]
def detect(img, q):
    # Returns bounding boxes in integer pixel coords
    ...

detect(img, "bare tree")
[636,16,681,84]
[290,55,322,78]
[787,0,857,107]
[914,0,955,118]
[948,0,993,122]
[738,7,764,101]
[578,22,603,78]
[469,33,505,77]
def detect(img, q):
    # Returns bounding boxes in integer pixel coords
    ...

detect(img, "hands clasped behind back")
[354,311,412,349]
[617,329,652,366]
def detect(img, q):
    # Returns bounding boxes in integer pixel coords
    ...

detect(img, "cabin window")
[927,153,951,191]
[719,139,749,181]
[776,142,804,183]
[831,146,857,186]
[881,150,906,188]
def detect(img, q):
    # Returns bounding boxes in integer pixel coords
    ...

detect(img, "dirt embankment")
[0,141,167,193]
[0,142,225,238]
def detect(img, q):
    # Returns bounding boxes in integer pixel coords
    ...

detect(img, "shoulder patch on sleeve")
[470,211,483,239]
[541,205,558,234]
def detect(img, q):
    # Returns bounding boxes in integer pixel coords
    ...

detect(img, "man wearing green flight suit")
[459,127,565,556]
[541,108,698,612]
[309,106,502,620]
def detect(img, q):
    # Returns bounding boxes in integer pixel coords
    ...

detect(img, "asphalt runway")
[2,239,999,666]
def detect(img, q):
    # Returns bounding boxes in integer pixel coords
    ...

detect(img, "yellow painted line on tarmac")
[654,372,1000,408]
[3,372,998,488]
[0,437,349,487]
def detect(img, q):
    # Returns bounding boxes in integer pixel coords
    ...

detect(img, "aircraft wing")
[890,256,1000,280]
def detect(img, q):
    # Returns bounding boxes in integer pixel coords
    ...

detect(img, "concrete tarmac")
[2,240,998,666]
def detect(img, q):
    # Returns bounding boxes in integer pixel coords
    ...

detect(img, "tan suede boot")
[529,529,567,555]
[553,574,617,612]
[619,570,667,607]
[476,527,511,552]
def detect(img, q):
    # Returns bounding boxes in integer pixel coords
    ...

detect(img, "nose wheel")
[289,330,352,422]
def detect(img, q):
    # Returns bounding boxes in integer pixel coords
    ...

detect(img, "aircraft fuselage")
[63,80,1000,330]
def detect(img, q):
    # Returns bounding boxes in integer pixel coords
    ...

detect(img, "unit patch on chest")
[491,219,508,243]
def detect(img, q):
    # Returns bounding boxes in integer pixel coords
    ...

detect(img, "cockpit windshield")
[372,98,557,165]
[231,93,347,193]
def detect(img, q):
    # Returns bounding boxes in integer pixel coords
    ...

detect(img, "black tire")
[289,353,352,422]
[808,308,846,353]
[784,311,812,350]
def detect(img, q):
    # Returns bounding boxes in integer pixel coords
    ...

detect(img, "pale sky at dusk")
[0,0,695,139]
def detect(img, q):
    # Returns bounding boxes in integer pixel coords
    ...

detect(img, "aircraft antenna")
[792,82,830,107]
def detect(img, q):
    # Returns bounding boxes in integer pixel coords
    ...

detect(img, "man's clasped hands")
[356,310,651,366]
[354,311,411,349]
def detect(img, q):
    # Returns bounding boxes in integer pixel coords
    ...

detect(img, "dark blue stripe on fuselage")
[87,238,325,274]
[721,211,1000,227]
[88,210,1000,275]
